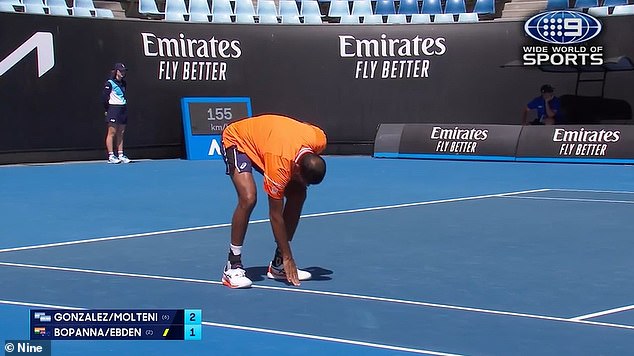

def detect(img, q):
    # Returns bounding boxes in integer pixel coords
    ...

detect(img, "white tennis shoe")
[222,263,252,289]
[267,262,312,281]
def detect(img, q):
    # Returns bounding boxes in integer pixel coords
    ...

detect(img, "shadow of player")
[245,266,333,285]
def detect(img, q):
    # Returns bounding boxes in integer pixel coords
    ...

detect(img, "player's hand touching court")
[283,257,301,286]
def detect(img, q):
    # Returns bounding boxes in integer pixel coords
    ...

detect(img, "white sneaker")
[118,155,131,164]
[267,262,312,281]
[222,263,252,289]
[107,155,121,164]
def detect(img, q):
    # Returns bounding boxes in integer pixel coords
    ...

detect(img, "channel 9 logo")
[524,11,602,45]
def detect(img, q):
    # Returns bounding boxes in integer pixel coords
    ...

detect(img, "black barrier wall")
[375,123,634,163]
[1,13,633,163]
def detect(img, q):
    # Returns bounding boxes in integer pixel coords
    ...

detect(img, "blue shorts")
[222,145,255,175]
[105,105,128,125]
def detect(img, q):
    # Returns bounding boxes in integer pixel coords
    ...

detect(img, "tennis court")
[1,157,633,355]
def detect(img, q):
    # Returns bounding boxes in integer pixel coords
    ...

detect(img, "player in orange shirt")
[220,114,327,288]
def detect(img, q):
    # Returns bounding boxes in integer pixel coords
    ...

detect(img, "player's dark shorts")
[222,145,254,175]
[105,105,128,125]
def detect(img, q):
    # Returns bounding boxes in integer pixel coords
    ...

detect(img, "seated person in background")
[522,84,562,125]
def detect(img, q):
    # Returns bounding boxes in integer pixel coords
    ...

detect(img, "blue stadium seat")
[375,0,395,14]
[138,0,162,17]
[0,0,23,10]
[46,0,70,15]
[281,14,301,22]
[257,0,277,15]
[189,0,211,19]
[73,0,95,10]
[235,13,255,22]
[211,12,232,22]
[234,0,255,15]
[24,3,47,13]
[72,6,93,15]
[300,0,321,16]
[586,5,608,16]
[457,12,478,22]
[386,13,406,22]
[473,0,494,14]
[189,11,210,21]
[398,0,419,14]
[48,5,70,14]
[409,13,431,22]
[212,0,232,15]
[351,0,372,16]
[258,13,279,22]
[421,0,442,14]
[444,0,465,13]
[573,0,598,7]
[46,0,67,7]
[611,3,634,14]
[279,0,299,16]
[164,0,188,19]
[302,13,323,23]
[363,13,383,23]
[164,10,186,20]
[0,2,16,11]
[433,13,454,22]
[603,0,626,5]
[328,0,349,16]
[546,0,568,10]
[95,8,114,17]
[339,14,360,22]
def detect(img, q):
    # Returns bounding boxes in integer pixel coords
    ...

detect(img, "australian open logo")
[522,11,604,66]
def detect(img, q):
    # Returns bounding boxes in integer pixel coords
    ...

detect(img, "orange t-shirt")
[222,114,327,199]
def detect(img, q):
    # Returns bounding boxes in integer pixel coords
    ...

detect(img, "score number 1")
[208,107,233,121]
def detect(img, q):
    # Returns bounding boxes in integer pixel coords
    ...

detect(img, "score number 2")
[208,107,232,121]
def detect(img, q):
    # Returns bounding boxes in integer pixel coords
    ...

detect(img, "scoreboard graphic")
[30,309,202,340]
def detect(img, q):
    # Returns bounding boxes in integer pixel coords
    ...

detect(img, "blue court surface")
[1,156,633,355]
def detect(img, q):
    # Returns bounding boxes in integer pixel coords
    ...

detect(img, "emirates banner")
[516,125,634,163]
[374,123,521,161]
[375,123,634,163]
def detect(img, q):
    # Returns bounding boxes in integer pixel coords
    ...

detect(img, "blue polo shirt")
[527,96,562,123]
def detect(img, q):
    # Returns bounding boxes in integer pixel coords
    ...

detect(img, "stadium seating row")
[140,0,494,23]
[586,3,634,15]
[547,0,631,9]
[0,0,113,16]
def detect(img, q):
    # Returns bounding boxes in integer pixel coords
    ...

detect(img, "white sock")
[118,151,124,157]
[108,152,114,156]
[230,244,242,256]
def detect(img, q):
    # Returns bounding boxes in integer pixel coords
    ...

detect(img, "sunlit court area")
[1,0,634,355]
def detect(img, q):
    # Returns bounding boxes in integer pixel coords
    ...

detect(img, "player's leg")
[221,146,256,288]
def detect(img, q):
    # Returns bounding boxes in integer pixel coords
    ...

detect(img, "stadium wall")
[0,13,633,164]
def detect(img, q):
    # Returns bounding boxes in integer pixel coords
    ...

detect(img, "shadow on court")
[246,266,333,283]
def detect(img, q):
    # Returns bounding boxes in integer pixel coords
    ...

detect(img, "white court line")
[0,188,550,254]
[2,261,634,331]
[0,299,456,355]
[570,305,634,321]
[548,189,634,194]
[202,321,461,356]
[502,196,634,204]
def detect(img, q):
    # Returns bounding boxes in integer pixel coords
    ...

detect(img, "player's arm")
[268,196,300,286]
[283,180,307,242]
